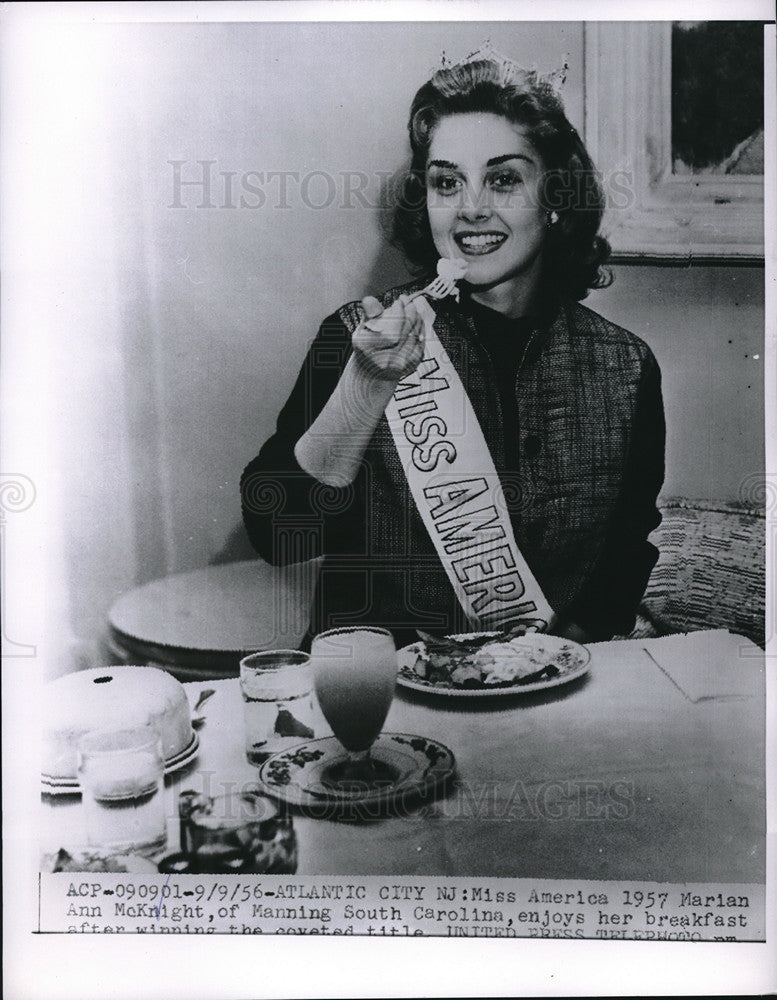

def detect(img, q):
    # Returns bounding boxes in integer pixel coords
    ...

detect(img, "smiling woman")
[241,49,666,648]
[425,114,547,316]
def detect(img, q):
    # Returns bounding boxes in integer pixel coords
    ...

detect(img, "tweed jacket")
[242,281,665,644]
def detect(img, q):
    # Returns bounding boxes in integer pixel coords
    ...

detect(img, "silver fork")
[406,257,468,305]
[406,274,461,304]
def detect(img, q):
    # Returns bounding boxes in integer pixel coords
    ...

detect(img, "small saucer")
[40,847,159,873]
[256,733,456,816]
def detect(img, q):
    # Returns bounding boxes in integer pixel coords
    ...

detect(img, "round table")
[107,559,320,680]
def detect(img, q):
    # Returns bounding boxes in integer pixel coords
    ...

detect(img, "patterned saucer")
[256,733,455,816]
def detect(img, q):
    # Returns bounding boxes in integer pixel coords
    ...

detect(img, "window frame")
[583,21,764,264]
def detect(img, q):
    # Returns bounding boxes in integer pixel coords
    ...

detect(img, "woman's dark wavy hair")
[392,59,612,301]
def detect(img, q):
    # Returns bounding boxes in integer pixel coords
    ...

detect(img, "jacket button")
[524,435,541,458]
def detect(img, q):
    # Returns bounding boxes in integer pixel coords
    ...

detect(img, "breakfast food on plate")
[408,256,468,303]
[397,628,582,690]
[42,665,193,780]
[41,848,156,873]
[435,255,468,286]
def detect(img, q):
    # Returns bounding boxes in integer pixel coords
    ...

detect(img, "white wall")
[588,265,764,503]
[4,21,764,674]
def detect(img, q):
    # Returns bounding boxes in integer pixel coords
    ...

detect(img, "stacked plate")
[41,665,199,795]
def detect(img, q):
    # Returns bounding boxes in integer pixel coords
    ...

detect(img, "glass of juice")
[77,725,166,857]
[310,626,398,790]
[239,650,315,765]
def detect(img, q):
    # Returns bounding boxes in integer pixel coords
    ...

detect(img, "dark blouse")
[460,295,535,468]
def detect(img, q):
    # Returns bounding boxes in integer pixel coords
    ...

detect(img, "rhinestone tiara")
[436,39,569,94]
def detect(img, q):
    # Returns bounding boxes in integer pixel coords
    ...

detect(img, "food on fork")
[436,255,468,283]
[407,256,468,303]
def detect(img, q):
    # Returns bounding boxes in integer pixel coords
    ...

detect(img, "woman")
[241,54,665,647]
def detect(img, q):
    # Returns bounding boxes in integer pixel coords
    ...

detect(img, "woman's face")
[425,112,547,309]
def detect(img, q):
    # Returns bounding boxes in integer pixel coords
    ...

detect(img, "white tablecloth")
[42,630,765,882]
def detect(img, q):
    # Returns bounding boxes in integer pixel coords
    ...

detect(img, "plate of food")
[396,628,590,697]
[40,847,159,874]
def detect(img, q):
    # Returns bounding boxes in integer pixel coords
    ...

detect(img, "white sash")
[384,298,553,631]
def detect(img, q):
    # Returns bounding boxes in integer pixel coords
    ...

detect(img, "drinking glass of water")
[310,626,398,790]
[240,649,315,765]
[77,726,166,857]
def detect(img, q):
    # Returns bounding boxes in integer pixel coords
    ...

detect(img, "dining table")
[41,629,765,884]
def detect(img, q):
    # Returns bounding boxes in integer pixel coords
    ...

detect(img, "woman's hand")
[351,295,425,383]
[547,615,593,644]
[294,295,424,487]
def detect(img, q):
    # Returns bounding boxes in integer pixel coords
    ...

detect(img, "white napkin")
[639,630,761,702]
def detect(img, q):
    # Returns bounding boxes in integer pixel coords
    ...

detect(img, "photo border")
[2,1,775,998]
